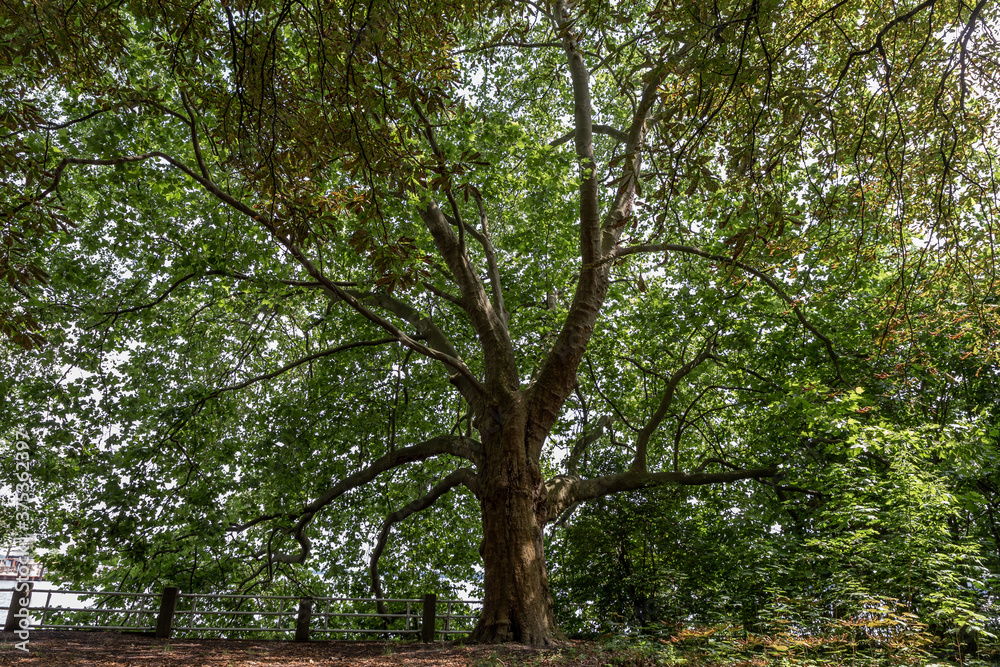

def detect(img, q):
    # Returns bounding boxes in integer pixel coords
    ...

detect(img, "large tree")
[1,0,998,645]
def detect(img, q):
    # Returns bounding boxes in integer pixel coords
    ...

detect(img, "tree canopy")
[1,0,998,646]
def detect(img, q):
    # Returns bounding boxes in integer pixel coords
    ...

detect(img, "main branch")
[545,464,778,521]
[528,34,670,448]
[418,202,517,393]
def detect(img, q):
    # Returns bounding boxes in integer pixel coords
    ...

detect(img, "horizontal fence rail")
[2,584,482,642]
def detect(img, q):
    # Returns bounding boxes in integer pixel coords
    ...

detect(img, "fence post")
[295,598,313,642]
[421,593,437,643]
[3,582,33,632]
[155,587,181,639]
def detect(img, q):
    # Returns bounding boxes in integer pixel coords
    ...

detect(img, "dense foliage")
[1,0,998,647]
[550,355,1000,652]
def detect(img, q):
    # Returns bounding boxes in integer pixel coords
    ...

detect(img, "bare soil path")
[0,631,617,666]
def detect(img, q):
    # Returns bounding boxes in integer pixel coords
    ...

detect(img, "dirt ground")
[0,631,615,666]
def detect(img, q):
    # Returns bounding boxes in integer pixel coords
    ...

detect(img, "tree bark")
[468,395,561,645]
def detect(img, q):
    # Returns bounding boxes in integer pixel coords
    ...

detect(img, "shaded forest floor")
[2,630,998,666]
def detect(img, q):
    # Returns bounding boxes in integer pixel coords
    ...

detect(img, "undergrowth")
[594,619,1000,667]
[472,617,999,667]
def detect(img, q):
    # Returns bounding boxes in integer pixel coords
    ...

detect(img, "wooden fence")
[2,583,481,642]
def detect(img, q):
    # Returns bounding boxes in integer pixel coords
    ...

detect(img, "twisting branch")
[301,436,480,515]
[956,0,989,110]
[451,40,562,56]
[832,0,938,91]
[607,243,844,383]
[631,342,717,473]
[411,97,468,256]
[566,415,612,476]
[370,468,478,615]
[4,154,159,219]
[179,89,212,181]
[0,106,118,141]
[90,271,204,327]
[262,524,313,564]
[248,227,486,397]
[345,288,478,401]
[203,338,398,399]
[525,0,627,448]
[462,184,507,323]
[236,435,481,565]
[89,268,327,329]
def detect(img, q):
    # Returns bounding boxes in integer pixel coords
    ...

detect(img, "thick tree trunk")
[468,397,562,645]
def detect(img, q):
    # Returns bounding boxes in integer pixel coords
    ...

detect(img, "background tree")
[1,0,998,645]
